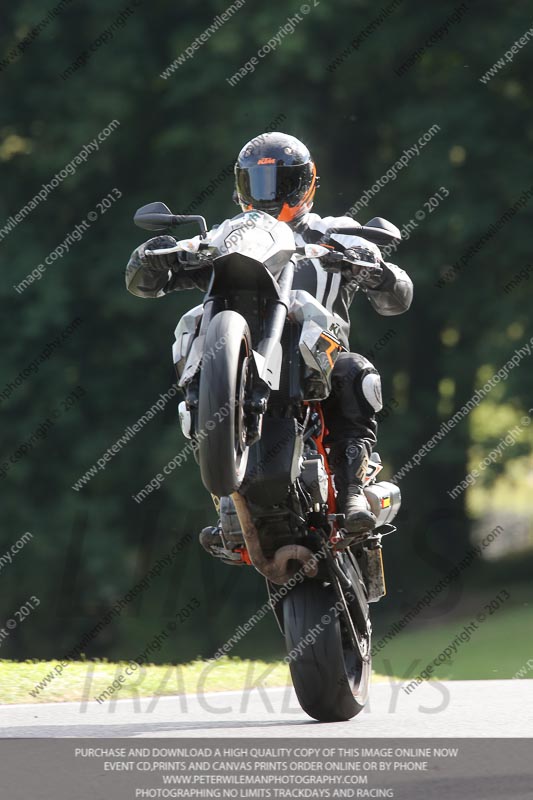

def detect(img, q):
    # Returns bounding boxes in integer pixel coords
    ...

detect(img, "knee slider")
[361,372,383,412]
[328,351,382,427]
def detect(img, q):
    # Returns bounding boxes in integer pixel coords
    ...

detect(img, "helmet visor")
[235,164,313,208]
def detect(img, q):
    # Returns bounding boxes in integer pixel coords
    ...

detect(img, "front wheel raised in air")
[283,579,371,722]
[198,310,251,497]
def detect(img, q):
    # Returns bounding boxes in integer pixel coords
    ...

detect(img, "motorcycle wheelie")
[132,199,404,722]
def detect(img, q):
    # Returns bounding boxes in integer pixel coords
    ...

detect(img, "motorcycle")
[134,202,402,722]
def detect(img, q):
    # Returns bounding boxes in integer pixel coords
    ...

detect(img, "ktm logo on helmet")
[257,157,276,164]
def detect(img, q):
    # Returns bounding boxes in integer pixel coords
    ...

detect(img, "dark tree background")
[1,0,531,665]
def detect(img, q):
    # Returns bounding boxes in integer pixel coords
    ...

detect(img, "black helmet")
[234,132,319,224]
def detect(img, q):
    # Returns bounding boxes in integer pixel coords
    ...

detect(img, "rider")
[125,132,413,536]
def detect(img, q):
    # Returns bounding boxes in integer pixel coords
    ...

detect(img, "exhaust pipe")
[231,491,319,585]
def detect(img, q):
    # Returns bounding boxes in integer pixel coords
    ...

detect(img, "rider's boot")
[199,525,223,555]
[199,524,245,564]
[199,496,245,562]
[329,439,376,536]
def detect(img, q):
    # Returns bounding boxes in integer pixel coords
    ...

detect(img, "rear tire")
[198,310,251,497]
[283,579,370,722]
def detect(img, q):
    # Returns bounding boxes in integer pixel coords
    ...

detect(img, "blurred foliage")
[1,0,532,664]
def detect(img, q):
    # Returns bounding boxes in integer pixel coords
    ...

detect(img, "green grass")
[2,600,531,705]
[0,656,292,705]
[372,601,533,681]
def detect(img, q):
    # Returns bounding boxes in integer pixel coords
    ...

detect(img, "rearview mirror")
[364,217,402,244]
[133,203,208,237]
[134,202,175,231]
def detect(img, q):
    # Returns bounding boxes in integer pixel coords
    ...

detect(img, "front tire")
[283,579,371,722]
[198,310,251,497]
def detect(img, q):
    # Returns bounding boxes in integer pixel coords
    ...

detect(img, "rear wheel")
[282,578,371,722]
[198,310,251,497]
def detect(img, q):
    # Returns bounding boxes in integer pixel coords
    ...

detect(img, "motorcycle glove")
[320,242,385,290]
[343,246,385,289]
[140,236,181,271]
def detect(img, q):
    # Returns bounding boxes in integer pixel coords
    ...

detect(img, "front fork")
[180,296,223,439]
[182,295,280,445]
[184,358,268,447]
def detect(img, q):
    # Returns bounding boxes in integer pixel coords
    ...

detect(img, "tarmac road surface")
[1,678,531,738]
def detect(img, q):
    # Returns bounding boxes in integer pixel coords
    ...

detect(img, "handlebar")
[144,244,214,271]
[135,204,401,249]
